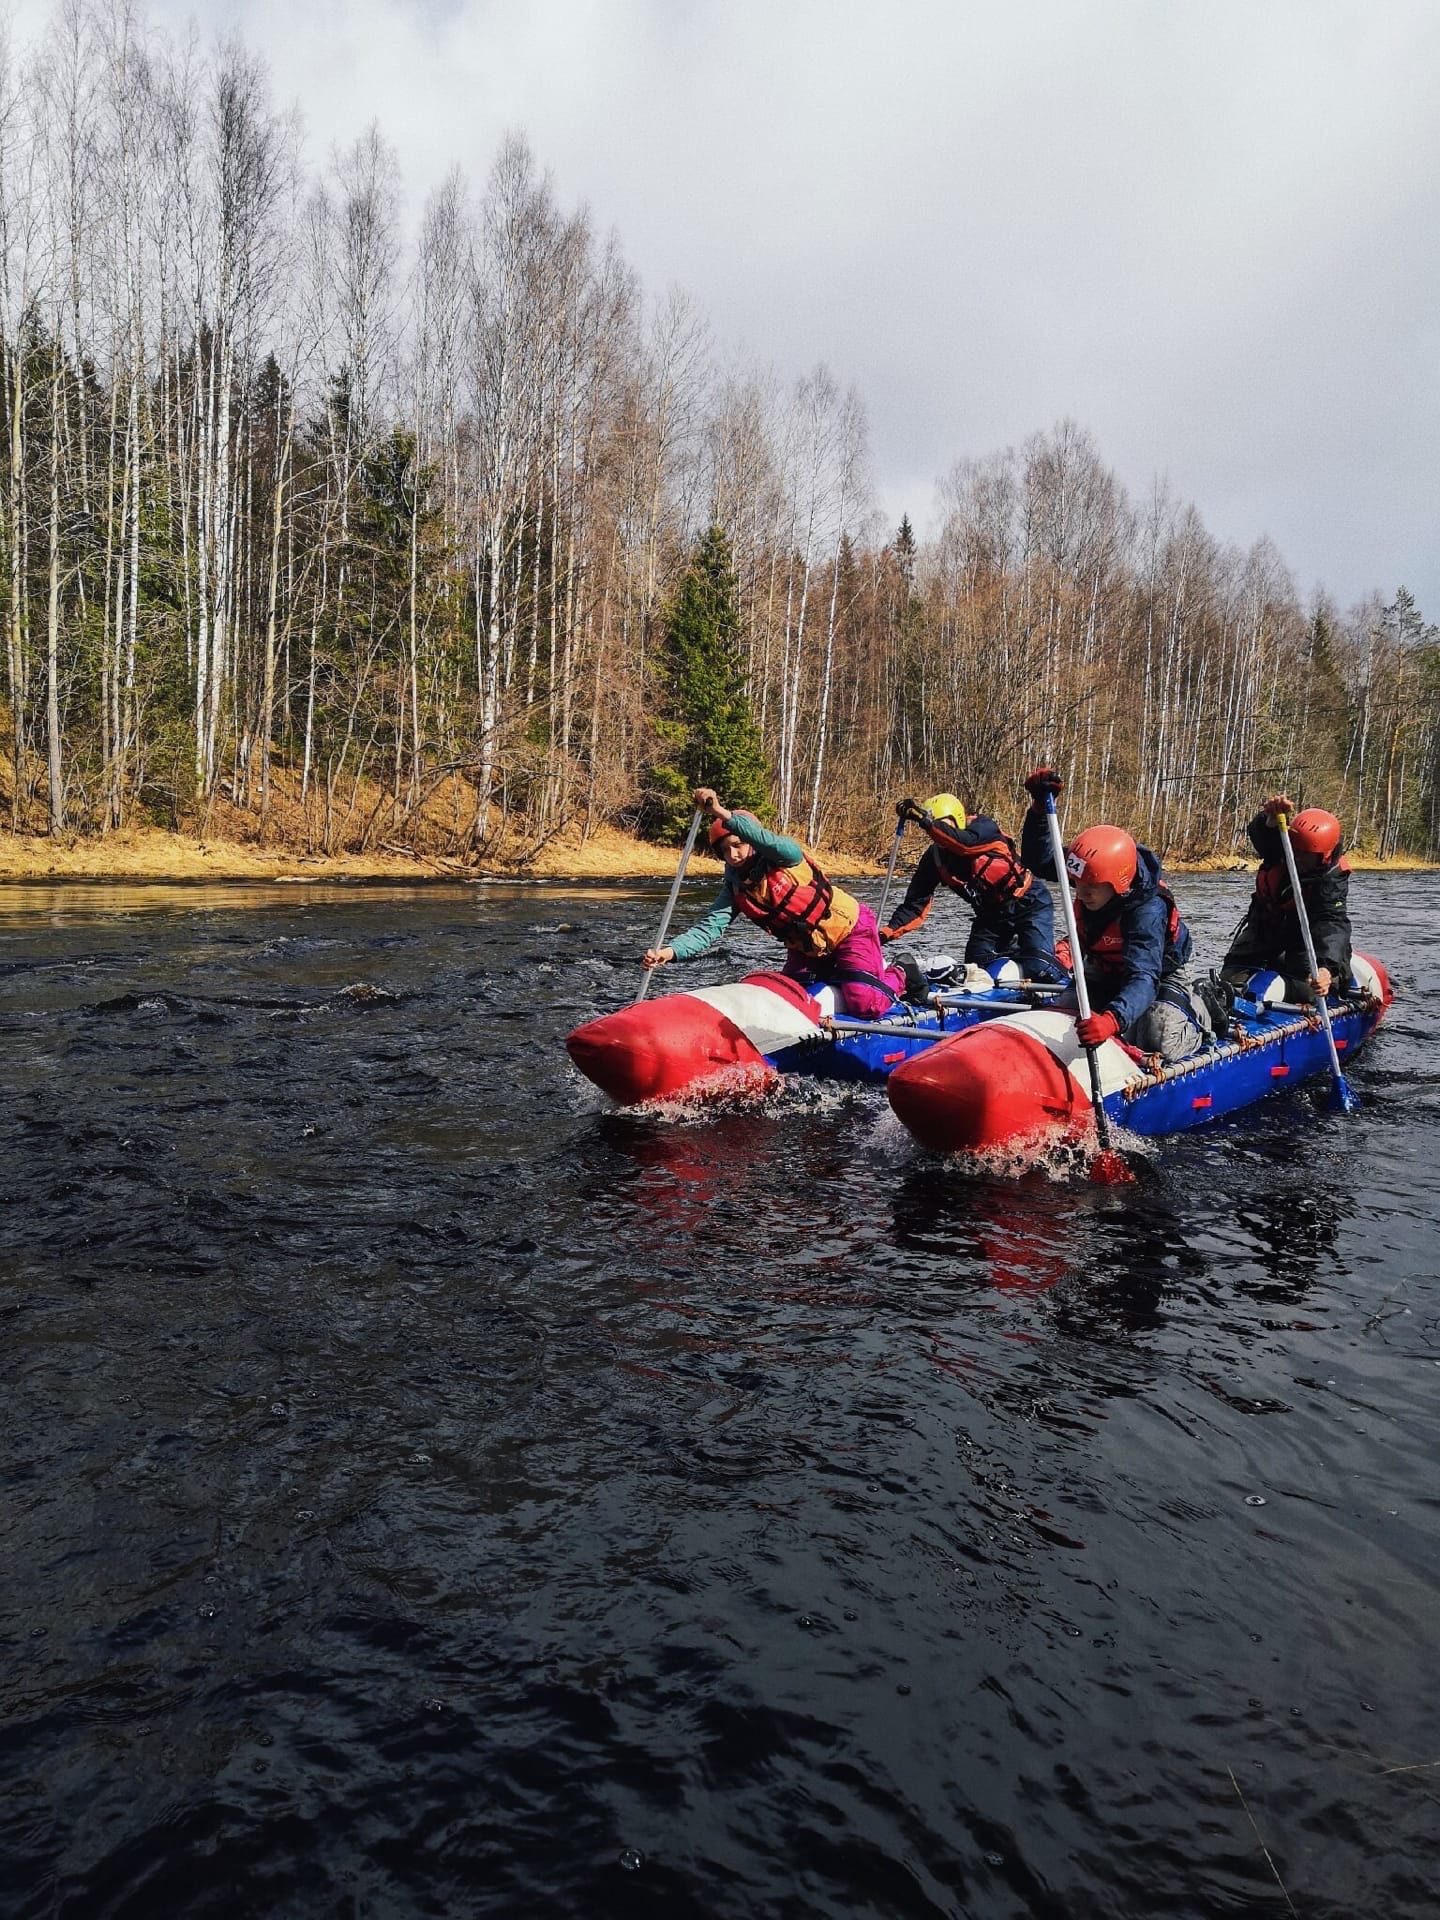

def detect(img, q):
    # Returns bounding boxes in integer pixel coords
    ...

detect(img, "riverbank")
[0,822,692,885]
[0,823,1432,885]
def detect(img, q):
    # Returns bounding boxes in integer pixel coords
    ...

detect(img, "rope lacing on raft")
[1117,991,1380,1103]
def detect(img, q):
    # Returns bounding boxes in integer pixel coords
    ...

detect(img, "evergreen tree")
[894,513,917,588]
[643,526,768,841]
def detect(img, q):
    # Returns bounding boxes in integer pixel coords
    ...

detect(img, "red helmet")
[707,815,737,849]
[1289,808,1341,860]
[1066,824,1137,893]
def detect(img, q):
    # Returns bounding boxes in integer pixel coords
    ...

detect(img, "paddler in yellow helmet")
[642,786,910,1016]
[881,791,1066,983]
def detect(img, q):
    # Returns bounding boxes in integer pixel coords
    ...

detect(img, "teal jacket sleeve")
[667,816,800,962]
[669,874,740,961]
[727,812,806,865]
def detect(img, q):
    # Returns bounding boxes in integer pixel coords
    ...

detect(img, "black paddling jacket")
[884,813,1042,937]
[1240,812,1352,975]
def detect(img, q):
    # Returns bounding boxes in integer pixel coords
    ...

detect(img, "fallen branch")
[1228,1768,1298,1917]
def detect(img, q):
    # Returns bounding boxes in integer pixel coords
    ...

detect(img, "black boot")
[897,953,930,1007]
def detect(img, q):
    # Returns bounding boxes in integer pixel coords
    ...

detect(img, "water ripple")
[0,875,1436,1917]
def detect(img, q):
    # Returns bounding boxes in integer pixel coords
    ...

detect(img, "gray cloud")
[21,0,1436,612]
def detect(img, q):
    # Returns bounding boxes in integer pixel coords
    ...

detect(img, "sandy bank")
[0,823,1431,887]
[0,821,883,886]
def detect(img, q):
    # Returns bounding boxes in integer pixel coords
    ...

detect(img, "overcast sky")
[17,0,1439,615]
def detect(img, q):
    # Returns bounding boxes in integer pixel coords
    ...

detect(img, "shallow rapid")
[2,871,1437,1918]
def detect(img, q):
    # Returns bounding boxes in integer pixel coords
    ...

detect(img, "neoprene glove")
[1076,1009,1120,1048]
[896,797,926,824]
[1024,766,1063,801]
[878,925,897,943]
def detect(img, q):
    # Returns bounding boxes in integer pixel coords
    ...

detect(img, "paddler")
[1220,794,1352,1003]
[1019,766,1213,1063]
[879,792,1066,983]
[642,787,910,1017]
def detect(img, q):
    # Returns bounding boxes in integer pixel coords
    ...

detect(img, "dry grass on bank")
[4,822,1430,884]
[0,818,893,885]
[0,759,677,883]
[0,758,1431,885]
[0,735,902,881]
[0,744,905,883]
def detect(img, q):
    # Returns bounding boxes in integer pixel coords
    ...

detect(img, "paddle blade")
[1328,1074,1360,1115]
[1089,1146,1136,1185]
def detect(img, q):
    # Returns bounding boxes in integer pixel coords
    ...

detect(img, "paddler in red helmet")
[1221,793,1352,1003]
[879,791,1066,983]
[1019,767,1213,1062]
[642,786,909,1017]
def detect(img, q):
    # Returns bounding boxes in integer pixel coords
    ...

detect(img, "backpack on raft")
[1193,972,1234,1039]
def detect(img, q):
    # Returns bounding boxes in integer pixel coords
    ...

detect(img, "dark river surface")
[1,870,1436,1919]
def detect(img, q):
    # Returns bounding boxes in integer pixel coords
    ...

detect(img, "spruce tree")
[644,526,769,841]
[894,513,917,586]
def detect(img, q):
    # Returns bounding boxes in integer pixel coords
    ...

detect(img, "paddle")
[1276,809,1358,1113]
[932,982,1067,1005]
[817,1018,948,1043]
[876,813,907,930]
[812,986,1067,1039]
[636,807,703,1003]
[1043,788,1134,1183]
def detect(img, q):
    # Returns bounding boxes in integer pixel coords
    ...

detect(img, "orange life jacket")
[735,851,860,957]
[928,818,1032,907]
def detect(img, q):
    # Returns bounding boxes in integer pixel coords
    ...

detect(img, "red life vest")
[734,851,860,957]
[1081,879,1185,983]
[1254,855,1349,929]
[928,818,1032,907]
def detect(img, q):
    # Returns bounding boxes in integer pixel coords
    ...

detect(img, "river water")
[1,870,1436,1919]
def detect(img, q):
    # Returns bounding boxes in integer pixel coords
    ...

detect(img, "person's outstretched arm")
[651,876,739,964]
[882,846,941,940]
[724,811,806,866]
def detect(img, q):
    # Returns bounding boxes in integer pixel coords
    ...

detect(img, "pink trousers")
[783,902,907,1017]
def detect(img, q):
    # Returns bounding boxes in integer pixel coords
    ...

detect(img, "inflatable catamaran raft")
[568,955,1393,1148]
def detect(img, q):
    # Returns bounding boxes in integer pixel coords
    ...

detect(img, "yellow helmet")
[923,792,967,829]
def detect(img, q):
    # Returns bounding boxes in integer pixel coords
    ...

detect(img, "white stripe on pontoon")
[987,1009,1148,1099]
[687,982,822,1055]
[1351,953,1382,1000]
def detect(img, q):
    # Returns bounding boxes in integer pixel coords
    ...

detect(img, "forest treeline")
[2,1,1438,864]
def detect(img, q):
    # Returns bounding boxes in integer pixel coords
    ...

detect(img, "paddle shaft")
[815,987,1065,1040]
[817,1019,949,1042]
[636,808,703,1003]
[817,998,1029,1044]
[1043,791,1116,1152]
[1276,810,1350,1091]
[876,819,906,929]
[932,983,1065,1004]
